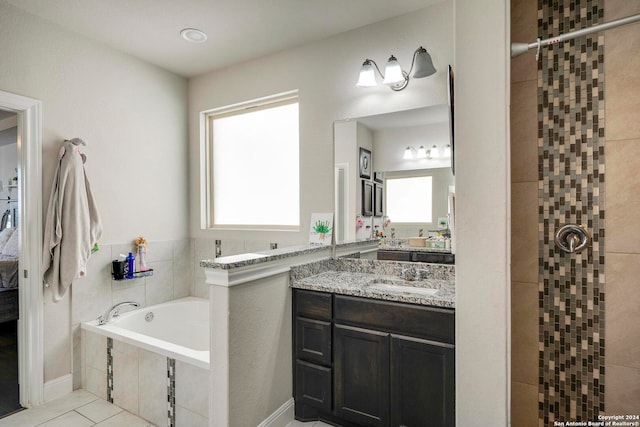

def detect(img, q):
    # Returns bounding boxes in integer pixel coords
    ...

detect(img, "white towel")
[42,139,102,302]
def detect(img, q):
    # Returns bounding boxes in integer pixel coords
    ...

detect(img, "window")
[385,176,432,223]
[204,92,299,229]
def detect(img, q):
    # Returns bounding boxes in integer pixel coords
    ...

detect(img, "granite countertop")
[378,244,452,254]
[290,258,455,309]
[200,240,377,270]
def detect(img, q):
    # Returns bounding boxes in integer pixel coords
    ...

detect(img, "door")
[334,324,389,427]
[390,335,455,427]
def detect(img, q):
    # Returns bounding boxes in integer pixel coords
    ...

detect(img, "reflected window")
[385,176,432,223]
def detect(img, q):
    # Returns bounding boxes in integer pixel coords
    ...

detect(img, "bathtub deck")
[0,389,152,427]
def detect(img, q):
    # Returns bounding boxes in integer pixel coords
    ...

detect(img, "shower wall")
[511,0,640,425]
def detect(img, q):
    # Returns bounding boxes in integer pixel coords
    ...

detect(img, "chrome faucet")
[97,301,140,325]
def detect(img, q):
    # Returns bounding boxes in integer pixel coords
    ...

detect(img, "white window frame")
[200,91,300,231]
[384,173,434,224]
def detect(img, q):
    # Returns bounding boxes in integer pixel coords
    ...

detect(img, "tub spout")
[97,301,140,325]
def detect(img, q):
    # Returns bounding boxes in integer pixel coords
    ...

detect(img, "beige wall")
[510,0,539,425]
[603,0,640,415]
[0,3,188,383]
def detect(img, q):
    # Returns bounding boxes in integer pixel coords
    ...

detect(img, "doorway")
[0,109,21,417]
[0,90,43,411]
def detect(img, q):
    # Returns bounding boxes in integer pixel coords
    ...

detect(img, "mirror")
[334,105,454,244]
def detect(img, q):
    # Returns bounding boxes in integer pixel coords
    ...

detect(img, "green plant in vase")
[313,220,332,241]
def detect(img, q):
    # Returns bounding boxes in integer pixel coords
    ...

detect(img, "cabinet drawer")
[412,252,455,264]
[295,289,332,321]
[334,295,455,344]
[296,317,332,366]
[295,360,332,413]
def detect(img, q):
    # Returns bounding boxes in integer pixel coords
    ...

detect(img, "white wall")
[0,3,188,383]
[0,139,18,202]
[189,1,454,246]
[454,0,510,425]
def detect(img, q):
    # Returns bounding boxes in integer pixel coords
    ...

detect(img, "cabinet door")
[390,335,455,427]
[377,250,412,262]
[334,324,390,427]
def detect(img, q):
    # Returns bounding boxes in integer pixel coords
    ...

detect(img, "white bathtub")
[81,296,209,369]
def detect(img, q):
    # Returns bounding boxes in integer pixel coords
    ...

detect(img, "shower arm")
[511,12,640,59]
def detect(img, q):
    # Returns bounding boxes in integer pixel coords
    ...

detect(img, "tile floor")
[0,389,335,427]
[286,421,333,427]
[0,390,152,427]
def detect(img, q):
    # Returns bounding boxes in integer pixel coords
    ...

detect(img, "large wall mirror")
[334,104,454,245]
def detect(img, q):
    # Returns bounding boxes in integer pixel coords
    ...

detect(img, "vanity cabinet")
[293,289,455,427]
[377,250,455,265]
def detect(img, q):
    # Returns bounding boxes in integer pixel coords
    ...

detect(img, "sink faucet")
[97,301,140,325]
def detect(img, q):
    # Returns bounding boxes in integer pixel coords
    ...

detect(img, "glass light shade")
[413,47,436,78]
[442,144,452,157]
[416,145,428,159]
[356,61,377,87]
[403,147,414,160]
[383,56,405,85]
[429,144,440,158]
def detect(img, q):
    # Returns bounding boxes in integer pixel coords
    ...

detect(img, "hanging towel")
[42,138,102,302]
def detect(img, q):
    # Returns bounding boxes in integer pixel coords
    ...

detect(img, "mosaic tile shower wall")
[538,0,605,423]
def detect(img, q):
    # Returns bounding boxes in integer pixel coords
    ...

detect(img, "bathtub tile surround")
[71,239,193,390]
[81,332,208,426]
[168,359,176,427]
[538,0,606,422]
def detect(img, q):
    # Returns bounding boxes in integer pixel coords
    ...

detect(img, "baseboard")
[257,398,294,427]
[43,374,73,403]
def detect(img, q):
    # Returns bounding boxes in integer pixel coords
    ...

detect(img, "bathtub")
[81,296,209,369]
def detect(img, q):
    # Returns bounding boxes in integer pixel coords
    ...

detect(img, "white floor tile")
[93,411,151,427]
[36,411,93,427]
[0,390,97,427]
[75,399,122,423]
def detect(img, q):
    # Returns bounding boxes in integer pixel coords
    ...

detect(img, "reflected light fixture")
[403,146,414,160]
[442,144,452,158]
[416,145,428,159]
[356,46,437,91]
[429,144,440,158]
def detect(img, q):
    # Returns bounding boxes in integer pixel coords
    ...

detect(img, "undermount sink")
[368,281,438,296]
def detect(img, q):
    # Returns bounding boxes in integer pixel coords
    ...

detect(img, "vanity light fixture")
[356,46,437,91]
[180,28,208,43]
[429,144,440,158]
[442,144,452,158]
[403,146,414,160]
[416,145,428,159]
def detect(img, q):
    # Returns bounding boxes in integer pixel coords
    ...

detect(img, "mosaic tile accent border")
[167,358,176,427]
[107,338,114,403]
[538,0,605,423]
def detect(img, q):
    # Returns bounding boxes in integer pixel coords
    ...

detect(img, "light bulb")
[383,56,405,85]
[403,147,414,160]
[356,60,377,87]
[429,144,440,158]
[442,144,452,157]
[416,145,428,159]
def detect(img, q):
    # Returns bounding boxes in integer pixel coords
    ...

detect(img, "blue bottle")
[125,252,135,279]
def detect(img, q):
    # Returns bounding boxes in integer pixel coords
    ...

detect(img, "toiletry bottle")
[125,252,135,279]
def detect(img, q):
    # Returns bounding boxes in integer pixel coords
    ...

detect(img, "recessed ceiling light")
[180,28,208,43]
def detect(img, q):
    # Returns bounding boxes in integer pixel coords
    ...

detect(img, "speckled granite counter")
[200,240,377,270]
[378,244,452,253]
[290,258,455,309]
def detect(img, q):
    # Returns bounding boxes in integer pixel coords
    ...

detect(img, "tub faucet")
[97,301,140,325]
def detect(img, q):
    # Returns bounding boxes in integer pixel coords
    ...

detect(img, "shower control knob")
[554,224,591,254]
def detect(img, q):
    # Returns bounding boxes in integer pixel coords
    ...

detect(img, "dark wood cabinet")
[377,250,455,265]
[390,335,455,427]
[293,288,455,426]
[334,325,390,426]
